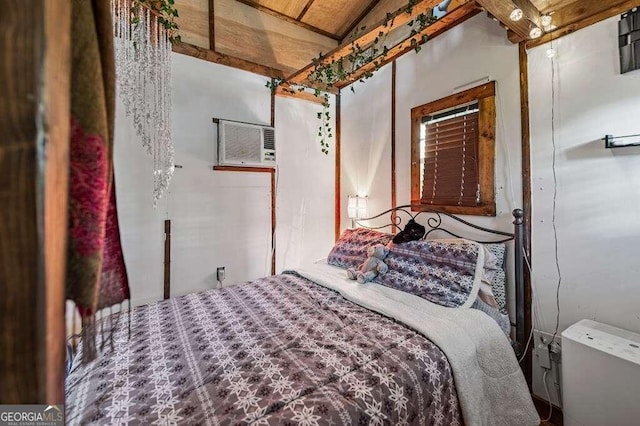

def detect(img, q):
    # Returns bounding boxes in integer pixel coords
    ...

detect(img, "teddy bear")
[346,244,390,284]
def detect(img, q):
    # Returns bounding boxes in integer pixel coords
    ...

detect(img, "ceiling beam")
[336,2,480,88]
[525,0,640,48]
[475,0,542,43]
[172,41,286,79]
[234,0,341,41]
[339,0,383,41]
[297,0,317,20]
[274,86,326,104]
[285,0,445,86]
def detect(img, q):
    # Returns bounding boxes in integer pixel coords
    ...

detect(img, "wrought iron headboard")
[355,205,527,358]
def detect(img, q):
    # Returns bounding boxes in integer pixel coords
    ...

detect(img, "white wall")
[115,53,335,306]
[341,15,522,313]
[275,97,336,271]
[529,17,640,335]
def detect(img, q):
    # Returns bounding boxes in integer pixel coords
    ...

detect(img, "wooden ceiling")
[235,0,382,41]
[173,0,640,91]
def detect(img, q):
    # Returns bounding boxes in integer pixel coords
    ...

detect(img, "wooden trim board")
[519,42,534,388]
[335,93,342,241]
[391,61,398,232]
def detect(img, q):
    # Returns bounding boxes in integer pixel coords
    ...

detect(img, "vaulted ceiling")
[173,0,640,93]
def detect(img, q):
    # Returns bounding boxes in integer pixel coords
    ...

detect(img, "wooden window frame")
[411,81,496,216]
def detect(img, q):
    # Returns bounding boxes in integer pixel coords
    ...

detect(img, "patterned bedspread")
[65,273,462,425]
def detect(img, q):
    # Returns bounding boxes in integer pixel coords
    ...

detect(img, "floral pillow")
[374,239,483,308]
[327,228,394,270]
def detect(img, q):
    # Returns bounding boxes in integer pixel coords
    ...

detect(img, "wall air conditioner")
[217,120,276,167]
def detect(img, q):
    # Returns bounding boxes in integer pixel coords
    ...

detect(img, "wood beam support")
[163,220,171,299]
[274,87,325,105]
[525,0,640,48]
[334,93,342,241]
[297,0,317,21]
[285,0,445,86]
[1,0,70,404]
[172,41,285,79]
[476,0,542,43]
[519,41,533,389]
[235,0,340,41]
[336,2,480,88]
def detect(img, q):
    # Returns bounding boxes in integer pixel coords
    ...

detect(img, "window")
[411,81,496,216]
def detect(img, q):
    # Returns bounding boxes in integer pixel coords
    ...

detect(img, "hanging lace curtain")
[112,0,174,203]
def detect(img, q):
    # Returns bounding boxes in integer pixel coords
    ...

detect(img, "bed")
[65,208,539,425]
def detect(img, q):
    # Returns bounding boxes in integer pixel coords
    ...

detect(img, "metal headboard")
[355,205,527,358]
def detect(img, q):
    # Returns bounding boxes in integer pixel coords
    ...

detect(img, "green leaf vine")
[268,0,439,154]
[130,0,181,43]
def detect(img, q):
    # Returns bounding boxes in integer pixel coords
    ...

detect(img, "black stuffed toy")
[392,219,425,244]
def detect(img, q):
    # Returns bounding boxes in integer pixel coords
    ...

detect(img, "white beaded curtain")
[112,0,174,204]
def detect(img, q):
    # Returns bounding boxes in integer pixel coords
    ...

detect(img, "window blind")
[420,104,480,207]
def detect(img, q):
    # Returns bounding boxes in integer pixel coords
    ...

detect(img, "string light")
[510,8,524,21]
[546,47,556,58]
[530,27,543,39]
[541,14,553,28]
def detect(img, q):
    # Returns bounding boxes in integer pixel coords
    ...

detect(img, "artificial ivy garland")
[267,0,438,154]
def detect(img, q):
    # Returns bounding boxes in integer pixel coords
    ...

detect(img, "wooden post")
[0,0,71,404]
[335,93,342,241]
[164,220,171,299]
[391,61,398,232]
[519,41,533,388]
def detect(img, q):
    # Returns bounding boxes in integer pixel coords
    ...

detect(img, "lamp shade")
[347,195,368,219]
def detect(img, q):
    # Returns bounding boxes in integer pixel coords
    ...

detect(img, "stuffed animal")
[346,244,390,284]
[392,219,425,244]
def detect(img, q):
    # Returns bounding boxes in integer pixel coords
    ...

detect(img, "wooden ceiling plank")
[172,41,286,78]
[475,0,542,42]
[285,0,445,85]
[526,0,640,48]
[531,0,580,15]
[297,0,317,20]
[336,2,480,88]
[339,0,383,41]
[235,0,341,40]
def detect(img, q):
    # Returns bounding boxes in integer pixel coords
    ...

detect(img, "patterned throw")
[67,0,129,361]
[327,228,394,270]
[375,240,482,308]
[65,273,462,425]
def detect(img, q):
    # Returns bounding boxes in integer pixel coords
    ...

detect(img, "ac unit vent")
[217,120,276,167]
[263,128,275,151]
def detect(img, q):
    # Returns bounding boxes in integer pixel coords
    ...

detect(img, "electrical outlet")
[216,266,225,283]
[533,329,563,408]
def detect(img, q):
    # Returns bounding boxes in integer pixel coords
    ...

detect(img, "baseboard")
[533,394,563,425]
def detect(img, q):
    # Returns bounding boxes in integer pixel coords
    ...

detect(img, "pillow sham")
[483,243,507,315]
[424,238,508,314]
[327,228,393,270]
[374,239,484,309]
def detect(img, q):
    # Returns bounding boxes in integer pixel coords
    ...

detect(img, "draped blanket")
[67,0,129,361]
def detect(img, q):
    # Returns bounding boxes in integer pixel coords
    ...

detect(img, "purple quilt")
[65,273,462,425]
